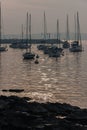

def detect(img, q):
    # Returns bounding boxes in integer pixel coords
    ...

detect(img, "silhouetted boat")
[0,46,7,51]
[37,11,48,53]
[49,19,63,57]
[69,12,83,52]
[37,44,46,50]
[19,24,30,49]
[63,14,70,49]
[9,41,20,48]
[63,41,70,48]
[48,46,61,57]
[10,24,30,49]
[23,13,35,59]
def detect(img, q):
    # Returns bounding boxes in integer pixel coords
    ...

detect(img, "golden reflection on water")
[0,42,87,108]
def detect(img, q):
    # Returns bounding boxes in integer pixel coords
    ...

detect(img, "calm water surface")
[0,41,87,108]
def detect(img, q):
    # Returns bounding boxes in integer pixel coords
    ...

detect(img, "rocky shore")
[0,95,87,130]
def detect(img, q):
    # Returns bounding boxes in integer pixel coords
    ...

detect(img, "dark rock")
[2,89,24,93]
[0,95,87,130]
[9,89,24,93]
[2,89,8,92]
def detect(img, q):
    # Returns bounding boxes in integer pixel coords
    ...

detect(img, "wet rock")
[0,95,87,130]
[2,89,8,92]
[2,89,24,93]
[9,89,24,93]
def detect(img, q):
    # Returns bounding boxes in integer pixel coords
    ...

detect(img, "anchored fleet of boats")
[0,1,84,61]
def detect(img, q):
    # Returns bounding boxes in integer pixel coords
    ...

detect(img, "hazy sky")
[1,0,87,36]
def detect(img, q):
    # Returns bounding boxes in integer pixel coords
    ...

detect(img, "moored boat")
[63,14,70,49]
[23,13,35,59]
[69,12,83,52]
[48,19,63,57]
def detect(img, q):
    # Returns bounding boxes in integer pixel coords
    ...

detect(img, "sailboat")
[37,11,48,51]
[10,24,24,49]
[69,12,83,52]
[0,2,7,52]
[23,13,35,59]
[19,24,30,49]
[56,19,63,54]
[43,11,50,54]
[49,19,63,57]
[63,14,70,48]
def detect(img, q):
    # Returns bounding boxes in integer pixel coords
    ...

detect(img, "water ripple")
[0,43,87,108]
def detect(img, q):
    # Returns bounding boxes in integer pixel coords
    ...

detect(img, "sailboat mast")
[66,14,69,41]
[77,12,79,42]
[57,19,58,42]
[0,2,1,46]
[74,14,77,41]
[44,11,47,42]
[29,14,31,53]
[77,12,82,46]
[57,19,60,48]
[26,12,29,52]
[21,24,23,43]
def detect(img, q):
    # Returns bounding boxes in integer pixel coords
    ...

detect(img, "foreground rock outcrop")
[0,95,87,130]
